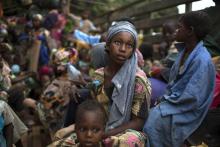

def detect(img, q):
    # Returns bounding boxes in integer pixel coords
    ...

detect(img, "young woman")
[91,20,151,146]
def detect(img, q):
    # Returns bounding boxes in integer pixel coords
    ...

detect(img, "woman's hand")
[104,114,144,138]
[53,124,75,141]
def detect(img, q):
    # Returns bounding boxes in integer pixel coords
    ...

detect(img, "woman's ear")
[188,26,194,36]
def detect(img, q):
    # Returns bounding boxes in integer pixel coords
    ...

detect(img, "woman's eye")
[126,44,133,49]
[114,41,121,46]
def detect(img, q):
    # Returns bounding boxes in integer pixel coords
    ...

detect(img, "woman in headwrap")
[96,20,151,140]
[50,20,151,146]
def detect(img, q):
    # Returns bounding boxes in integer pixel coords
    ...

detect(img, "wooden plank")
[186,2,193,12]
[94,14,110,26]
[110,0,197,21]
[94,0,198,25]
[135,14,182,30]
[95,0,142,18]
[94,0,143,25]
[143,34,163,44]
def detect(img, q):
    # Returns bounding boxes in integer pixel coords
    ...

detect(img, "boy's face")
[174,21,190,42]
[76,111,105,147]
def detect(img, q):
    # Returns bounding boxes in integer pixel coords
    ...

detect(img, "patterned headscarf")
[106,21,138,49]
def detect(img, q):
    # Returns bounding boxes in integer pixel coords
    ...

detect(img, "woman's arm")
[103,75,151,138]
[54,124,75,140]
[104,114,144,138]
[11,72,35,84]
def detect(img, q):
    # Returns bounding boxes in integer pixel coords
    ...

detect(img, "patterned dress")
[48,133,103,147]
[92,67,151,121]
[37,77,78,135]
[92,67,151,147]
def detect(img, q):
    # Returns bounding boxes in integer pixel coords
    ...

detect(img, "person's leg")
[201,108,220,146]
[187,108,220,146]
[3,123,13,147]
[15,139,24,147]
[143,106,171,147]
[63,98,77,127]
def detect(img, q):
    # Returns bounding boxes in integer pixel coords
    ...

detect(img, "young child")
[48,99,106,147]
[75,99,106,147]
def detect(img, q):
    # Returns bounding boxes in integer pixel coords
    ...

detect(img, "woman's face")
[108,32,134,65]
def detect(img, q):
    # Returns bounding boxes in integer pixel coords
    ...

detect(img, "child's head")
[32,14,43,29]
[176,11,211,42]
[39,65,54,86]
[162,20,177,44]
[75,100,107,147]
[139,43,153,61]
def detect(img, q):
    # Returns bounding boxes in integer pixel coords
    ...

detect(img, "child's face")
[163,25,176,43]
[108,32,134,65]
[33,19,41,28]
[76,111,105,147]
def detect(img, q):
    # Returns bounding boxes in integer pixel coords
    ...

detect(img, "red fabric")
[210,72,220,109]
[39,65,53,76]
[150,66,161,78]
[136,49,144,67]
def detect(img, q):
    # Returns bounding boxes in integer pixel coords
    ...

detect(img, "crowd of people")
[0,1,220,147]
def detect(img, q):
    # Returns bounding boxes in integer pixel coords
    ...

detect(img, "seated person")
[48,99,106,147]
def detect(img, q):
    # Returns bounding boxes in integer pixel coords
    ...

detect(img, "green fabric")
[204,35,220,56]
[203,5,220,56]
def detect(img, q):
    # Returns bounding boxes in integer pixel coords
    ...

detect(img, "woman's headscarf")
[106,21,138,49]
[105,21,138,130]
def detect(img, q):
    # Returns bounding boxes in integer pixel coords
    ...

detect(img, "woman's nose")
[119,43,126,52]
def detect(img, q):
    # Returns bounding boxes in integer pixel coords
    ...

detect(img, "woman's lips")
[116,55,126,61]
